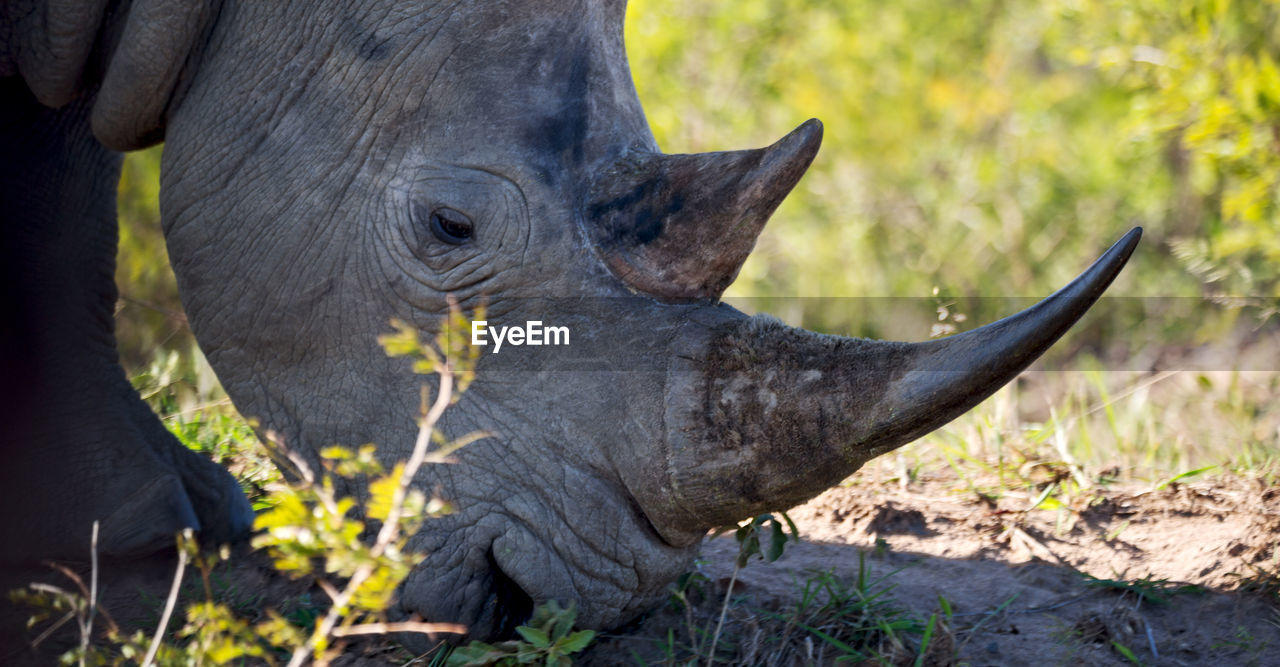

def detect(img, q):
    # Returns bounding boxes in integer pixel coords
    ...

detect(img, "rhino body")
[0,0,1137,640]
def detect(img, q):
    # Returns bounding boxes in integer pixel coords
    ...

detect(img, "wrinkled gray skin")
[0,0,1138,642]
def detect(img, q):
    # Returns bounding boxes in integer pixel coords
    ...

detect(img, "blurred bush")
[626,0,1278,342]
[116,146,174,369]
[114,1,1279,370]
[115,146,212,387]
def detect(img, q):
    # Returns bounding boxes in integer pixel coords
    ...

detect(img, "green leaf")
[780,511,800,540]
[446,643,506,666]
[549,603,575,640]
[765,519,786,562]
[556,629,597,654]
[516,625,551,648]
[1028,482,1058,511]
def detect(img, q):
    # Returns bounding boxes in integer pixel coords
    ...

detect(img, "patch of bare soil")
[588,474,1280,665]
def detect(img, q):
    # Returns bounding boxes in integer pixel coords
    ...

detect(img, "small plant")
[131,348,281,507]
[703,513,800,663]
[648,517,944,664]
[649,513,801,665]
[447,601,597,666]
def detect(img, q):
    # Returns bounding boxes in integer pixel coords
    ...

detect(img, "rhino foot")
[118,388,256,556]
[0,379,255,564]
[98,475,201,557]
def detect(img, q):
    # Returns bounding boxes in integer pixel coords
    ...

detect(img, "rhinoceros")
[0,0,1138,641]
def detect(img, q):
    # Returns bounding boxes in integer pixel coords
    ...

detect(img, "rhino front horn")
[586,119,823,300]
[648,228,1142,540]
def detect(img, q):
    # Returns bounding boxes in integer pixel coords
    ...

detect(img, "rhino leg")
[0,78,252,563]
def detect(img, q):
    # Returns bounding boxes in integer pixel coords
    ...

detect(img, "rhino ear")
[91,0,212,151]
[585,119,822,301]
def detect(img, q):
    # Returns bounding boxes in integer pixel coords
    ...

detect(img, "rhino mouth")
[483,545,536,638]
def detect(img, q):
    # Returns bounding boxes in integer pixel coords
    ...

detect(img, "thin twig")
[375,369,454,552]
[29,581,74,596]
[330,621,466,637]
[316,579,341,601]
[40,565,118,633]
[81,522,99,667]
[142,541,189,667]
[706,563,740,667]
[30,610,77,649]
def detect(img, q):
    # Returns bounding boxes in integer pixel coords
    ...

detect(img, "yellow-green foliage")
[251,448,434,616]
[110,3,1278,358]
[1053,0,1280,298]
[115,146,196,375]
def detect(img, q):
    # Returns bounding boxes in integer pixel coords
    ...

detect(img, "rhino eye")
[426,206,473,245]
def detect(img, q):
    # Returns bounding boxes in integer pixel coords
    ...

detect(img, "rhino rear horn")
[586,119,823,300]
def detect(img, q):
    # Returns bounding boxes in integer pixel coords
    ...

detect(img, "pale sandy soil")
[587,474,1280,666]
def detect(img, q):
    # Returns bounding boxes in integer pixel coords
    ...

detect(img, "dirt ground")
[4,474,1278,666]
[587,473,1280,666]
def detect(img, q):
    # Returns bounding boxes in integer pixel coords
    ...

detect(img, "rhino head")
[90,0,1139,639]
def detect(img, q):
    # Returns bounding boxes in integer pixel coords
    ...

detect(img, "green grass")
[643,558,946,665]
[748,562,944,664]
[869,361,1280,516]
[130,347,281,507]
